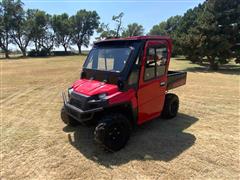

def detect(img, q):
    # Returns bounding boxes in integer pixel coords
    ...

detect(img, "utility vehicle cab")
[61,36,187,151]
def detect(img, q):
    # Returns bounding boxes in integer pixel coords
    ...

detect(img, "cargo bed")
[167,71,187,90]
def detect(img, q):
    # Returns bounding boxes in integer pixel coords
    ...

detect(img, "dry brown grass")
[1,55,240,179]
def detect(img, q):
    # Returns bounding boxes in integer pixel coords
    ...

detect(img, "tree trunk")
[77,44,82,54]
[35,41,39,51]
[22,49,26,57]
[5,34,10,58]
[63,45,67,53]
[5,50,9,59]
[198,56,204,65]
[208,56,219,70]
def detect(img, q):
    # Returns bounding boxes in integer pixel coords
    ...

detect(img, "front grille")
[69,98,83,109]
[69,91,91,110]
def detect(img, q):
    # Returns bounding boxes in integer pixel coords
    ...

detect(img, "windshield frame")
[81,40,144,85]
[83,46,134,73]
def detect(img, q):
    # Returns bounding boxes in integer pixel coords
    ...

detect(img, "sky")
[21,0,205,50]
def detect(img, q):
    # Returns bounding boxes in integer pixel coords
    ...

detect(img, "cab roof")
[94,36,172,45]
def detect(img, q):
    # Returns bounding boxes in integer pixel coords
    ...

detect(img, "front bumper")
[62,92,103,122]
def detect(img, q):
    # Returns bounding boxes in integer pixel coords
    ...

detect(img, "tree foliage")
[177,4,205,62]
[96,23,116,40]
[149,15,182,56]
[10,2,32,57]
[51,13,73,52]
[122,23,144,37]
[112,12,124,38]
[97,12,124,39]
[149,0,240,69]
[27,9,53,53]
[71,9,100,54]
[0,0,23,58]
[198,0,240,69]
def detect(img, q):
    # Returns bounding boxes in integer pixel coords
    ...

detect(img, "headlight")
[68,88,73,95]
[98,93,107,99]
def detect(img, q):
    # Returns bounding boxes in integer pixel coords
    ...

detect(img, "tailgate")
[167,71,187,90]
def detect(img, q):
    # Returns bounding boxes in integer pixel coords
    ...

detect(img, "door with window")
[137,40,169,124]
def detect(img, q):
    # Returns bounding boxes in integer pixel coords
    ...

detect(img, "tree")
[149,15,182,56]
[0,0,23,58]
[96,23,116,40]
[0,6,4,53]
[149,16,182,36]
[38,31,55,53]
[27,9,53,52]
[177,5,205,62]
[149,22,167,36]
[112,12,124,38]
[71,9,100,54]
[10,2,32,57]
[122,23,144,37]
[51,13,73,52]
[198,0,240,70]
[97,12,124,40]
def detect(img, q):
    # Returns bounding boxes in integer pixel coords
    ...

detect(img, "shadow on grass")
[0,55,26,60]
[184,64,240,75]
[173,58,240,75]
[174,57,190,61]
[63,113,198,168]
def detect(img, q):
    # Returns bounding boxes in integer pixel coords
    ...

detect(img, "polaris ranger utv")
[61,36,187,151]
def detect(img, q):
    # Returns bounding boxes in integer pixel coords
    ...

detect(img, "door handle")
[160,82,166,86]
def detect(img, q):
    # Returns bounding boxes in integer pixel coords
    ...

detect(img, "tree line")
[1,0,239,70]
[149,0,240,70]
[0,0,144,58]
[0,0,101,57]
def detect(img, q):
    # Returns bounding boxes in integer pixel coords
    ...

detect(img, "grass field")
[1,55,240,179]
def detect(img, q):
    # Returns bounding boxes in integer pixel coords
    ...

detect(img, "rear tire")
[161,93,179,119]
[94,113,131,152]
[61,107,79,126]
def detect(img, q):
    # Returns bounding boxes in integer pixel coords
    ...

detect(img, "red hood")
[72,79,119,96]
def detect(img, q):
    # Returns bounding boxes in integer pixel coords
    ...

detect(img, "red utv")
[61,36,187,151]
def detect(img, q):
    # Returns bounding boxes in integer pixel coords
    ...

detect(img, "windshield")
[84,47,132,72]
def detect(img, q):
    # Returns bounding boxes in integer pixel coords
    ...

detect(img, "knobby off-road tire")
[94,113,131,152]
[162,93,179,119]
[61,107,79,126]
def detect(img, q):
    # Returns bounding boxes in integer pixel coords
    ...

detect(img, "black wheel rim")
[107,123,125,145]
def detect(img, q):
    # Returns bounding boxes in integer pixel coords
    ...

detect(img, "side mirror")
[81,71,86,78]
[117,79,125,90]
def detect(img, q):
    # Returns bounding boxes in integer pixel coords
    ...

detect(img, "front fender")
[107,89,137,109]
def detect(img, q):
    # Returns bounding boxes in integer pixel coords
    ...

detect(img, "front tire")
[161,93,179,119]
[61,107,79,126]
[94,113,131,152]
